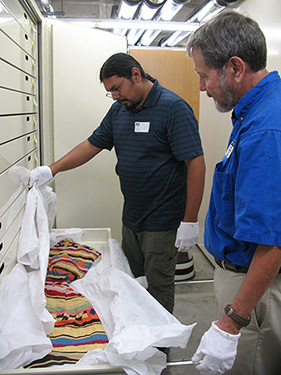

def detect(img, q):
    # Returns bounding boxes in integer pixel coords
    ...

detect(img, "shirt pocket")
[213,161,235,228]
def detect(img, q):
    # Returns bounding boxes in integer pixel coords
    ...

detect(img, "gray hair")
[186,10,267,72]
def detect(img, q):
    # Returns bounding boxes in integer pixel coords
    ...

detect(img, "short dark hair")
[186,10,267,72]
[99,53,148,82]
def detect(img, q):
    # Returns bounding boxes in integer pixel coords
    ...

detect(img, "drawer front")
[0,132,39,174]
[0,150,39,215]
[0,3,37,58]
[0,114,38,145]
[0,30,37,77]
[0,189,27,242]
[0,59,37,95]
[0,230,20,281]
[0,87,38,116]
[0,0,37,38]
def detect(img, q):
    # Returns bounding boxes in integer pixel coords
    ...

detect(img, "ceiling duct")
[126,0,166,45]
[139,0,190,46]
[161,0,240,47]
[114,0,142,36]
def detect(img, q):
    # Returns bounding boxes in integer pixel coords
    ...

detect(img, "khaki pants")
[214,266,281,375]
[122,225,178,314]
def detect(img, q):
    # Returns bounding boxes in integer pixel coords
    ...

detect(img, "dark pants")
[122,225,178,314]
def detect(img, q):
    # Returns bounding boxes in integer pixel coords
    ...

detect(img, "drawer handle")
[32,117,37,126]
[34,153,38,162]
[33,134,38,144]
[33,98,38,107]
[25,34,28,41]
[0,243,3,251]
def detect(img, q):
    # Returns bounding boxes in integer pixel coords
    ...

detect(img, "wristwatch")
[224,304,251,327]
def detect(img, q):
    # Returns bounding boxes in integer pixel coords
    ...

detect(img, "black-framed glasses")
[106,77,125,99]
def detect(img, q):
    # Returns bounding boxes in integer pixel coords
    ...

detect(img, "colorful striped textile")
[26,239,108,368]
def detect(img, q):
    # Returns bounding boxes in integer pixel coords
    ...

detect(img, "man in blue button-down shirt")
[187,10,281,375]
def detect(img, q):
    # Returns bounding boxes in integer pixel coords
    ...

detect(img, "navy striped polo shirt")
[88,80,203,232]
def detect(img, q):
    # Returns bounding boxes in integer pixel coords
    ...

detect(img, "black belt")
[215,259,248,273]
[215,259,281,274]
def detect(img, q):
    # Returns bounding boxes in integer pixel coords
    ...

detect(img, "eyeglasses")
[106,77,125,99]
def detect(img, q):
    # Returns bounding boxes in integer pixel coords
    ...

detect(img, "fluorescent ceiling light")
[72,19,200,32]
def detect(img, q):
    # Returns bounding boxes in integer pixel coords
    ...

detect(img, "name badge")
[135,122,150,133]
[225,140,235,159]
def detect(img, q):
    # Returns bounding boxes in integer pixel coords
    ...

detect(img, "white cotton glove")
[175,221,199,252]
[192,322,241,375]
[29,166,53,188]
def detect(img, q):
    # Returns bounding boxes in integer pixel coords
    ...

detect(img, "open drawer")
[0,227,195,375]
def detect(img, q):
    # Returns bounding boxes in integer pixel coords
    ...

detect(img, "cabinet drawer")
[0,114,38,145]
[0,189,27,242]
[0,132,39,174]
[0,59,37,95]
[0,149,39,212]
[0,30,37,77]
[0,87,38,116]
[0,0,37,38]
[0,3,37,58]
[0,229,20,281]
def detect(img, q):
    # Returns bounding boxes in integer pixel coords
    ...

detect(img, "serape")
[26,239,108,368]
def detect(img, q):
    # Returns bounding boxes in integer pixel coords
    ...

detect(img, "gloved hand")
[29,166,53,188]
[192,322,241,375]
[175,221,199,252]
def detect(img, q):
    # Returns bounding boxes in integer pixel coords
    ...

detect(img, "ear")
[227,56,246,82]
[131,67,142,83]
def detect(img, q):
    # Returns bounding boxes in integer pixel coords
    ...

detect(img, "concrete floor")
[163,246,216,375]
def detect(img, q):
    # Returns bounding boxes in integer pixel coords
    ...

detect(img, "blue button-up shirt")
[205,71,281,267]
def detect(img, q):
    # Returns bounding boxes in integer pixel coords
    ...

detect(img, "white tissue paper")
[72,266,196,375]
[0,177,56,369]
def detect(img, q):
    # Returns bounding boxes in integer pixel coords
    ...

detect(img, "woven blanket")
[26,239,108,368]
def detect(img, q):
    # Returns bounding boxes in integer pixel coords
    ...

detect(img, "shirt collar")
[233,71,280,120]
[138,78,162,110]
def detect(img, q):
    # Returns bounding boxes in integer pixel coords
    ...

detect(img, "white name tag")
[134,122,150,133]
[225,140,235,159]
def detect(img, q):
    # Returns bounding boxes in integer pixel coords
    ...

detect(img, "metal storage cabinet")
[0,0,40,279]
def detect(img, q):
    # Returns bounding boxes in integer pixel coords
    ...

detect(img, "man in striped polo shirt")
[31,53,205,315]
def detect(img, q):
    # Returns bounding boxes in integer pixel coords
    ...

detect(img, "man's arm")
[175,155,205,252]
[217,243,281,334]
[50,140,102,177]
[183,154,205,222]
